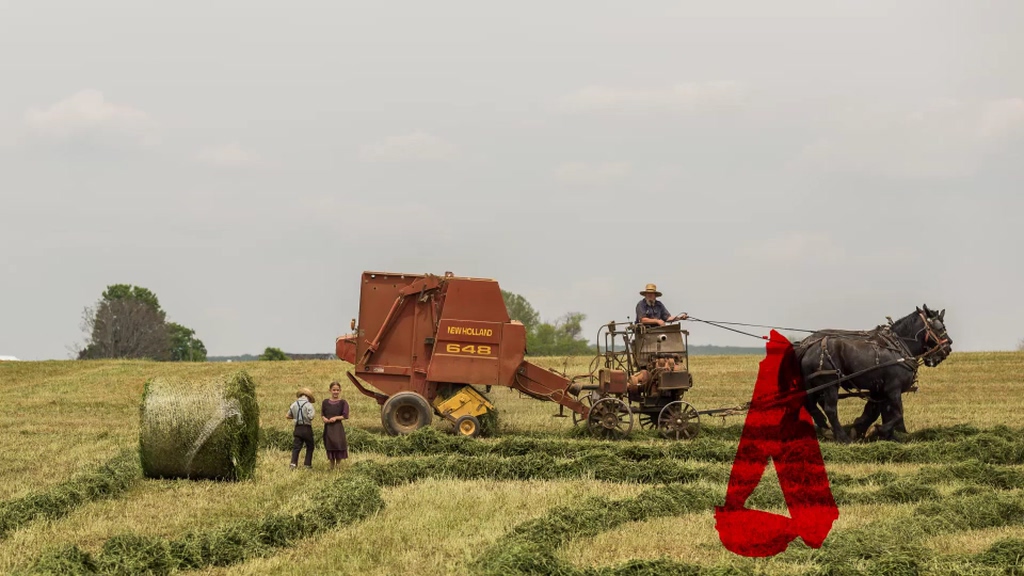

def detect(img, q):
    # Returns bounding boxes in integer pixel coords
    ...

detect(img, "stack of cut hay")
[139,371,260,481]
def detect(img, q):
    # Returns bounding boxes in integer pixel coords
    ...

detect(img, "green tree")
[501,290,592,357]
[259,347,289,361]
[528,312,594,356]
[77,285,170,360]
[76,284,206,362]
[101,284,162,312]
[168,322,207,361]
[501,290,540,331]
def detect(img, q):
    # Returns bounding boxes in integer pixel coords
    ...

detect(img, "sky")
[1,1,1023,360]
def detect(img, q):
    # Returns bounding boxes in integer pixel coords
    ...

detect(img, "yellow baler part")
[432,386,494,422]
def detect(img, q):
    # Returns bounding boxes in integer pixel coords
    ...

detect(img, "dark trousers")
[292,424,314,467]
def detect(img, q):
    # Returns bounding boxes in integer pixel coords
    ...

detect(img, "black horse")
[793,305,952,443]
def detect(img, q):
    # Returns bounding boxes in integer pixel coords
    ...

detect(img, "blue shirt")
[636,299,671,322]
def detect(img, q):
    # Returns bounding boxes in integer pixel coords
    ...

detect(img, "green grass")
[0,351,1022,575]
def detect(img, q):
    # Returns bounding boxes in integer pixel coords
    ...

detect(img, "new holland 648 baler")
[335,271,590,437]
[336,271,702,439]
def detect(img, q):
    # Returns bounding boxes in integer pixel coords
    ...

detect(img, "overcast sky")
[2,1,1022,360]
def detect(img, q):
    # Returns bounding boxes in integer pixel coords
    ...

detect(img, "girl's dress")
[322,398,350,461]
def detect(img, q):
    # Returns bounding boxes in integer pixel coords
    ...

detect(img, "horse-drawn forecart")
[561,303,953,442]
[567,320,705,440]
[336,271,953,442]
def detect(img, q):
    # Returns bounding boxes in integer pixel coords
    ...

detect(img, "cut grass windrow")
[796,491,1024,576]
[0,450,139,541]
[470,483,743,576]
[563,422,1024,444]
[261,424,1024,468]
[26,472,382,576]
[975,538,1024,572]
[351,452,735,487]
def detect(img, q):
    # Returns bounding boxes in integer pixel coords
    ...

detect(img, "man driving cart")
[635,283,688,326]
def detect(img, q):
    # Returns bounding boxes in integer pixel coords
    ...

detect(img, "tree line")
[75,284,301,362]
[73,284,596,362]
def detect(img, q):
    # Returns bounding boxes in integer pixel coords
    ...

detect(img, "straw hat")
[297,387,316,402]
[640,283,662,297]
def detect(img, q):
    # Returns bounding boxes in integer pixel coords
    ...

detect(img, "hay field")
[1,351,1023,575]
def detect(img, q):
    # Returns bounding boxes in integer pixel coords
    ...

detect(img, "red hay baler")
[335,271,589,437]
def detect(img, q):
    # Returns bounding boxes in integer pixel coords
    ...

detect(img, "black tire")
[381,391,433,436]
[454,414,481,438]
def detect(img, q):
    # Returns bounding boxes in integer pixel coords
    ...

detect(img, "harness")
[915,310,950,349]
[800,324,920,399]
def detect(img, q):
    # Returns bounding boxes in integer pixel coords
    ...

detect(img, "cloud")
[737,231,844,266]
[23,89,158,147]
[737,232,922,272]
[197,142,259,167]
[557,81,744,114]
[554,161,632,186]
[978,98,1024,141]
[792,97,1024,179]
[357,131,458,163]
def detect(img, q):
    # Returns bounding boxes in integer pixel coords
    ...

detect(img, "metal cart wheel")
[571,391,597,426]
[587,397,633,439]
[638,412,658,430]
[569,387,598,424]
[657,400,700,440]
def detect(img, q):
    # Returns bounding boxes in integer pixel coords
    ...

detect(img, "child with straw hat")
[286,387,317,469]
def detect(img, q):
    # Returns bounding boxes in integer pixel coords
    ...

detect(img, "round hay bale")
[139,371,260,481]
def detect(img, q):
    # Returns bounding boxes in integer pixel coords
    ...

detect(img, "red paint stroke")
[715,330,839,557]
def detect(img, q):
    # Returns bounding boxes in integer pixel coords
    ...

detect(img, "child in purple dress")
[321,381,350,469]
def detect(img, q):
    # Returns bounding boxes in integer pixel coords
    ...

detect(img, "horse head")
[916,304,952,367]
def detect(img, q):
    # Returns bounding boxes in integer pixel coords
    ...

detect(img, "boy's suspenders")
[294,399,311,425]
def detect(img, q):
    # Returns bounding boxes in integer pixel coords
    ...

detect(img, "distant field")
[1,351,1023,575]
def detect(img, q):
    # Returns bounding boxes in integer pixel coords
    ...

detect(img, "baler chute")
[336,271,589,437]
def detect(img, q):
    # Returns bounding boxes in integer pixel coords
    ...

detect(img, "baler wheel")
[381,391,433,436]
[587,397,633,440]
[455,415,481,438]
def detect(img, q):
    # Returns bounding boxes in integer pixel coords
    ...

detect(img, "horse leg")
[820,387,851,443]
[799,355,830,434]
[853,398,883,439]
[876,387,905,441]
[893,406,908,434]
[805,393,829,432]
